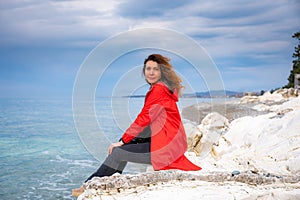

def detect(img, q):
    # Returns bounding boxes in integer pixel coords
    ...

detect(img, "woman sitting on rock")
[72,54,201,196]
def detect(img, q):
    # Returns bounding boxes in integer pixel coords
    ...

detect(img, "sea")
[0,97,205,199]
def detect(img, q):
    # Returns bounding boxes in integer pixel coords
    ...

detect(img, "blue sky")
[0,0,299,98]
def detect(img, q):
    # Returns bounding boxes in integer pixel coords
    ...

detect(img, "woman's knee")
[110,147,123,160]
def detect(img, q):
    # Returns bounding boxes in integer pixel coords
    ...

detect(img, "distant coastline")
[121,90,244,98]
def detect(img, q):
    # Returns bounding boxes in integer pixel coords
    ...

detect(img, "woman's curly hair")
[143,54,184,97]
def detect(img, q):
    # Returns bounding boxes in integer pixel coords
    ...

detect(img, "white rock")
[239,96,259,104]
[192,112,229,157]
[240,88,298,104]
[259,91,285,103]
[252,104,271,111]
[183,121,198,149]
[288,156,300,173]
[200,97,300,176]
[200,112,229,130]
[270,95,300,112]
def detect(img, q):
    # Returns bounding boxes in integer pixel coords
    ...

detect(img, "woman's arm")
[121,85,165,143]
[108,86,163,154]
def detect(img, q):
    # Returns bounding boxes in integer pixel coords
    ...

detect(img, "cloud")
[117,0,299,64]
[0,0,124,47]
[1,0,298,50]
[0,0,300,97]
[115,0,190,18]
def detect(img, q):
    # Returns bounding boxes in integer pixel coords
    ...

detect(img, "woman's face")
[144,60,161,85]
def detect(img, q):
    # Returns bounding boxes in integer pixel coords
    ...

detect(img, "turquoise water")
[0,98,96,199]
[0,97,203,199]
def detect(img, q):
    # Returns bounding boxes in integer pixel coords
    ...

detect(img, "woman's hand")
[108,141,124,155]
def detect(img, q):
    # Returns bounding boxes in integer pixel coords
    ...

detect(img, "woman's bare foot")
[72,185,85,197]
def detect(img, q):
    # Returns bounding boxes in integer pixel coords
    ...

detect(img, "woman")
[72,54,201,196]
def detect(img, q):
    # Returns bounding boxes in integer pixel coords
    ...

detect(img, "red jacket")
[122,82,201,171]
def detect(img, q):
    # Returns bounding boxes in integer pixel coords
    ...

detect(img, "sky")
[0,0,299,98]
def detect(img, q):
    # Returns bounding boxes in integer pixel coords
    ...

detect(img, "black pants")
[85,142,151,182]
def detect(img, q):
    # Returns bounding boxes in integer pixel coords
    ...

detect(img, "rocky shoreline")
[181,100,268,124]
[79,170,300,199]
[182,88,299,123]
[78,88,300,200]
